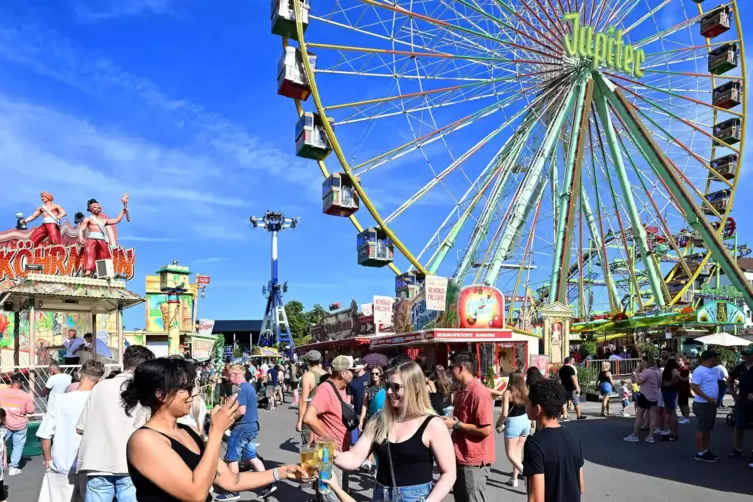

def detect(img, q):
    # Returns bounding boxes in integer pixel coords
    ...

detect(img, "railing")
[0,364,123,418]
[584,358,642,377]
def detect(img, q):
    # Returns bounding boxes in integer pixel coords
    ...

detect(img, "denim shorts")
[599,382,613,397]
[567,390,580,405]
[372,481,432,502]
[224,428,258,462]
[661,390,678,410]
[503,414,531,439]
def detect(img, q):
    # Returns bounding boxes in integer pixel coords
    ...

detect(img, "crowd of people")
[0,340,748,501]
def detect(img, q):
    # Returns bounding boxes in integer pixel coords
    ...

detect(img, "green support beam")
[593,78,666,307]
[594,73,753,311]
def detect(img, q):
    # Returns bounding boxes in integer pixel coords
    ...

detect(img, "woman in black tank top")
[330,361,456,502]
[122,358,304,501]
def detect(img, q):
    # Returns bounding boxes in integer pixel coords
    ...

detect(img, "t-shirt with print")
[0,388,34,431]
[452,378,495,465]
[522,426,583,502]
[692,365,721,403]
[309,380,351,451]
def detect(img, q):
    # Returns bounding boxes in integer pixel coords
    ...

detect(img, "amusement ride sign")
[563,13,646,78]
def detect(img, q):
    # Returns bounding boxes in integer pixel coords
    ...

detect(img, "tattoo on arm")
[234,472,241,485]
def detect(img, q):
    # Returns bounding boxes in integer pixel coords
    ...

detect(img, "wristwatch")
[453,421,462,431]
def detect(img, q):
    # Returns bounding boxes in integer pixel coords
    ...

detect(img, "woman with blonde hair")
[334,361,456,502]
[494,371,530,488]
[598,361,615,417]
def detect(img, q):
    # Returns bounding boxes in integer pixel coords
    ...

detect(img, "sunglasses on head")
[385,382,403,393]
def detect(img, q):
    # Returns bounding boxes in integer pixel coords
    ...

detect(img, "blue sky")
[1,0,752,328]
[0,0,397,328]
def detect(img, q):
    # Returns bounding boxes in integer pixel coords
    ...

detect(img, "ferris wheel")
[271,0,753,324]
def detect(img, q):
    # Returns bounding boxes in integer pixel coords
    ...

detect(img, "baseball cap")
[305,350,322,362]
[353,358,366,371]
[332,355,355,372]
[701,349,719,360]
[741,347,753,356]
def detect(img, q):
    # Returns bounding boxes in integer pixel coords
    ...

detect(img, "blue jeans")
[372,481,432,502]
[5,427,27,469]
[85,475,136,502]
[718,381,728,408]
[224,429,259,462]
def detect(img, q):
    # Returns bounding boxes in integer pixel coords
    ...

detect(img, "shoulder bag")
[325,380,359,431]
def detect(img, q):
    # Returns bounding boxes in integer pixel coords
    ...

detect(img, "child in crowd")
[0,408,7,502]
[620,380,631,417]
[523,380,585,502]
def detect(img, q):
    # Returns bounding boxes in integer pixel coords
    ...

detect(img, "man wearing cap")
[728,347,753,461]
[297,350,328,444]
[691,350,722,463]
[303,355,355,501]
[346,358,369,446]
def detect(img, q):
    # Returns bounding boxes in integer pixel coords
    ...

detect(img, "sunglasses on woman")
[385,382,403,393]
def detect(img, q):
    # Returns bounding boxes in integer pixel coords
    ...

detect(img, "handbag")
[325,380,359,431]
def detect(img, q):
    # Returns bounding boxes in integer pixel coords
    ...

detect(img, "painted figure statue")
[78,194,130,277]
[21,192,67,246]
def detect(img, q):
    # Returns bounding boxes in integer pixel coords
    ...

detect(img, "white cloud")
[190,257,228,265]
[70,0,174,22]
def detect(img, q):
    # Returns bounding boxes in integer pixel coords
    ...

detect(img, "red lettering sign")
[198,276,211,285]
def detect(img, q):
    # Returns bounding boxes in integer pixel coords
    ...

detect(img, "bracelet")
[272,467,280,482]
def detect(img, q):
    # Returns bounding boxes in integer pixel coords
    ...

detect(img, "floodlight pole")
[250,211,299,357]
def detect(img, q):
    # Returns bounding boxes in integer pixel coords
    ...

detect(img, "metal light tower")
[250,210,299,356]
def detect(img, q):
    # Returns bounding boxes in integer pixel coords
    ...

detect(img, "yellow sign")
[563,13,646,78]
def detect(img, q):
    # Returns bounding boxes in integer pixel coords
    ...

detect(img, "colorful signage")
[197,275,211,285]
[191,338,215,361]
[0,222,135,285]
[373,295,395,334]
[457,285,505,329]
[394,279,460,334]
[370,329,513,347]
[425,275,448,312]
[309,300,359,342]
[694,284,744,303]
[196,319,216,336]
[696,300,745,325]
[563,13,646,78]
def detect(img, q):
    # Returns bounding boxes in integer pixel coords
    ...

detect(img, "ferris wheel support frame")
[579,185,620,310]
[595,73,753,312]
[549,77,589,303]
[593,84,666,307]
[484,83,578,286]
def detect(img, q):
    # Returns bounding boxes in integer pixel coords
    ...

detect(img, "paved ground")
[9,397,753,501]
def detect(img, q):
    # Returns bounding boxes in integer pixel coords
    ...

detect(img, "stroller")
[726,403,753,429]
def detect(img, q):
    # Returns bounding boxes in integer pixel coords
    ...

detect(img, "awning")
[370,328,516,347]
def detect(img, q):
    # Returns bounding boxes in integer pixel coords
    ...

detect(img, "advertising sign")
[196,319,215,336]
[457,285,505,329]
[361,303,373,316]
[373,296,395,334]
[394,279,461,334]
[198,275,211,285]
[425,276,448,312]
[696,300,745,325]
[310,300,359,342]
[192,338,215,361]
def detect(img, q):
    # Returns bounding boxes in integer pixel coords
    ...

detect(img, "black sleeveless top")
[508,402,527,418]
[598,371,610,384]
[127,424,212,502]
[373,416,435,487]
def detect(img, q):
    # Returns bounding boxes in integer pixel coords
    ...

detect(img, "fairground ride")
[270,0,753,329]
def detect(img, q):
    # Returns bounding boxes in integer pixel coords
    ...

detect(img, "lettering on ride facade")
[563,13,646,78]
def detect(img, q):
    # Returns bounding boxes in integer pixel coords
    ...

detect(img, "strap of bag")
[386,434,399,501]
[326,380,346,405]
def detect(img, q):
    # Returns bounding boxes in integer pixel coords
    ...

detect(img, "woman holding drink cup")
[123,357,305,502]
[332,361,456,502]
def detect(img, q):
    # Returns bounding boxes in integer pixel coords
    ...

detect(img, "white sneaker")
[8,467,21,476]
[621,410,630,417]
[623,434,639,442]
[678,418,690,424]
[659,429,671,436]
[645,435,655,443]
[653,428,662,435]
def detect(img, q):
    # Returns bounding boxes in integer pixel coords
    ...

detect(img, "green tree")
[285,300,310,346]
[306,304,328,326]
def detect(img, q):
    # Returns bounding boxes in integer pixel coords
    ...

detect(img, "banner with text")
[373,295,395,334]
[425,276,448,311]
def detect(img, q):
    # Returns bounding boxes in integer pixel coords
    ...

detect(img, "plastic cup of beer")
[316,437,336,466]
[299,445,319,483]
